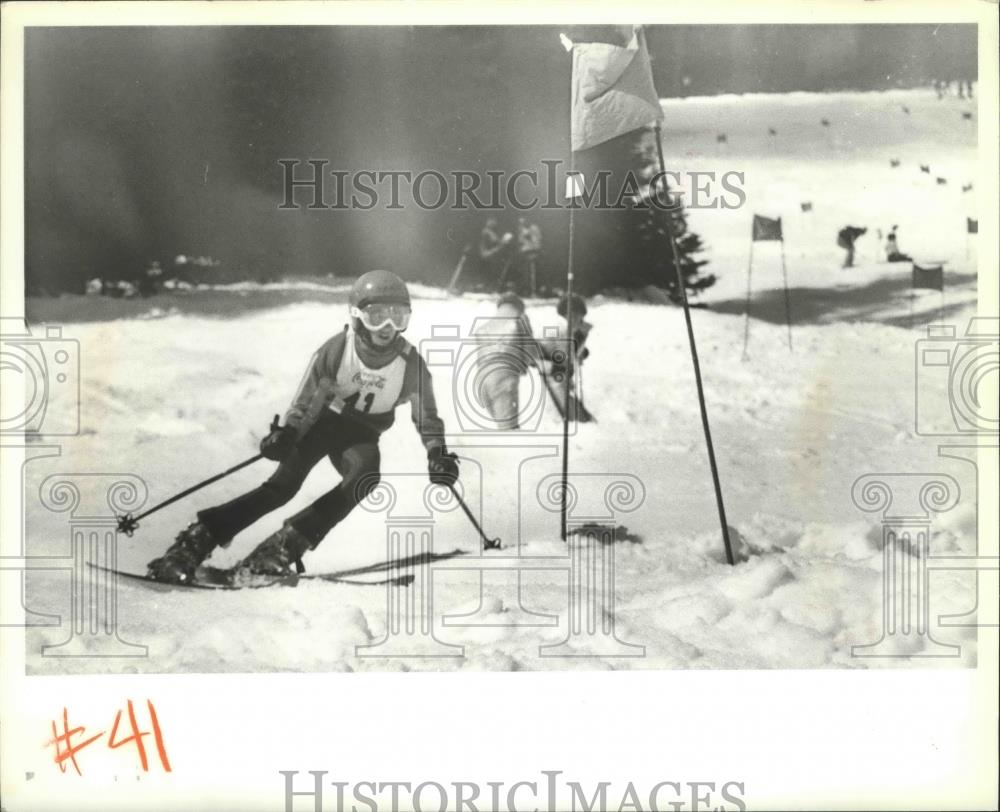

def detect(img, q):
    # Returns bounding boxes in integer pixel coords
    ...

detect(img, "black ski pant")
[198,410,381,547]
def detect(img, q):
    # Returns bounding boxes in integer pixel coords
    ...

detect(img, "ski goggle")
[350,303,411,332]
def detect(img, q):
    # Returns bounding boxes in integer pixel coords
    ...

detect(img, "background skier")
[470,292,538,430]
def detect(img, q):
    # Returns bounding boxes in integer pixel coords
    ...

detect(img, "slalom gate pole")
[447,484,501,549]
[560,153,577,542]
[742,239,755,360]
[117,453,264,536]
[654,123,735,566]
[780,238,793,352]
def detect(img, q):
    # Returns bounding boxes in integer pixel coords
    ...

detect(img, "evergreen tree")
[569,128,714,300]
[633,130,715,301]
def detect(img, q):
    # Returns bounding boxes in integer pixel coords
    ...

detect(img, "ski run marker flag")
[570,29,663,152]
[913,263,944,291]
[565,171,586,200]
[752,214,783,241]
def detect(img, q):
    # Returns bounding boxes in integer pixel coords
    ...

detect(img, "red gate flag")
[571,29,663,152]
[967,217,978,234]
[752,214,783,241]
[912,263,944,291]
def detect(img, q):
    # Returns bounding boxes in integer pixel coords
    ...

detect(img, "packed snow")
[23,88,983,673]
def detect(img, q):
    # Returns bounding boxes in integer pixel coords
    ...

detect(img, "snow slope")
[23,88,983,673]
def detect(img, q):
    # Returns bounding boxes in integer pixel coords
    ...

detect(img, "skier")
[146,270,460,583]
[470,292,538,430]
[837,225,867,268]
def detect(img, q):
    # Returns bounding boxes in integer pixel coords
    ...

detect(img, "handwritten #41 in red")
[46,699,171,776]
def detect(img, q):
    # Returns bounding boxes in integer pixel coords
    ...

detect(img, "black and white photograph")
[1,2,996,810]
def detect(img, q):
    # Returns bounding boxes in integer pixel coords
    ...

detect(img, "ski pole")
[496,252,515,292]
[116,453,264,536]
[447,244,471,294]
[447,484,501,550]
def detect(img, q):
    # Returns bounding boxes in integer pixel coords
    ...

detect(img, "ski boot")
[238,524,313,577]
[146,521,225,584]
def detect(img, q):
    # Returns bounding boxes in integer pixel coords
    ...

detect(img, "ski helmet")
[556,293,587,319]
[350,270,411,310]
[349,270,412,338]
[496,291,525,314]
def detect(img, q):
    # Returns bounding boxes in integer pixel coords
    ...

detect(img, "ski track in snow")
[25,88,981,673]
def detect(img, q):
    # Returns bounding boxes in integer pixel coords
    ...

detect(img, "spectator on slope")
[515,217,543,297]
[837,225,867,268]
[884,226,912,263]
[138,260,163,297]
[478,217,514,291]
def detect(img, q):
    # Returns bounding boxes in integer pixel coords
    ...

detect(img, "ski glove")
[428,447,459,487]
[260,414,297,462]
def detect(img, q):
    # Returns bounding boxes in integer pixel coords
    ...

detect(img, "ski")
[567,392,596,423]
[87,561,415,591]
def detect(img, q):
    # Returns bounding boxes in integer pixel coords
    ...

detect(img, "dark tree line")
[646,24,977,97]
[25,25,974,296]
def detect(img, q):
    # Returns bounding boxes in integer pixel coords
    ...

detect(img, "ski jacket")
[471,313,542,377]
[283,326,446,453]
[837,226,866,249]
